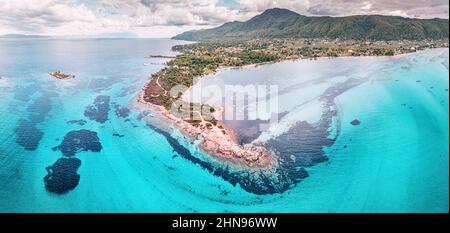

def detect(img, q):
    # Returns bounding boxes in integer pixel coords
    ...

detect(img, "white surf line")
[253,96,324,144]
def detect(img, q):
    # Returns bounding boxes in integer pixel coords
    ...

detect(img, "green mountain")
[173,8,449,41]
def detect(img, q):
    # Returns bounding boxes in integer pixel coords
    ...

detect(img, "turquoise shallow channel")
[0,38,448,213]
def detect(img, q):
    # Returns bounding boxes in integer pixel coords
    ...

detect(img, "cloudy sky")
[0,0,448,38]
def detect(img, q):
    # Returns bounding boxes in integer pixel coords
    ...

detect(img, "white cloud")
[238,0,310,13]
[0,0,448,37]
[238,0,449,18]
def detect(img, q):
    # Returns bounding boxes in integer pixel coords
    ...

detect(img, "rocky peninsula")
[139,38,449,171]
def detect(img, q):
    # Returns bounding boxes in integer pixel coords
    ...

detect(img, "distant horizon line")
[0,34,172,39]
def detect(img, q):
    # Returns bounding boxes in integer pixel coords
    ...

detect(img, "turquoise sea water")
[0,39,448,213]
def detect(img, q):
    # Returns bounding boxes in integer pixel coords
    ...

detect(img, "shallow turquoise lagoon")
[0,38,448,212]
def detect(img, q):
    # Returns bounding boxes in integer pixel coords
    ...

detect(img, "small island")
[49,70,75,80]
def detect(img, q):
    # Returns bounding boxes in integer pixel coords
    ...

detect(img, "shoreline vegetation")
[139,38,449,171]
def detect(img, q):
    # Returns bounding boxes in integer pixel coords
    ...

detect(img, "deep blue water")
[0,38,448,212]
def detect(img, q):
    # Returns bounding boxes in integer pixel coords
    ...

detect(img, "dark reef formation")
[84,95,110,123]
[267,120,333,167]
[27,95,52,123]
[66,119,87,126]
[351,119,361,126]
[113,102,131,119]
[13,91,55,151]
[147,124,296,195]
[87,76,126,92]
[14,119,44,151]
[264,78,366,191]
[13,84,38,102]
[44,158,81,194]
[45,129,102,194]
[52,130,102,157]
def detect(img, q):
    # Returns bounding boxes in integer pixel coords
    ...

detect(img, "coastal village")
[145,38,449,111]
[174,38,449,61]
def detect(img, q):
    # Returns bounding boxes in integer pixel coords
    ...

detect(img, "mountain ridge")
[173,8,449,41]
